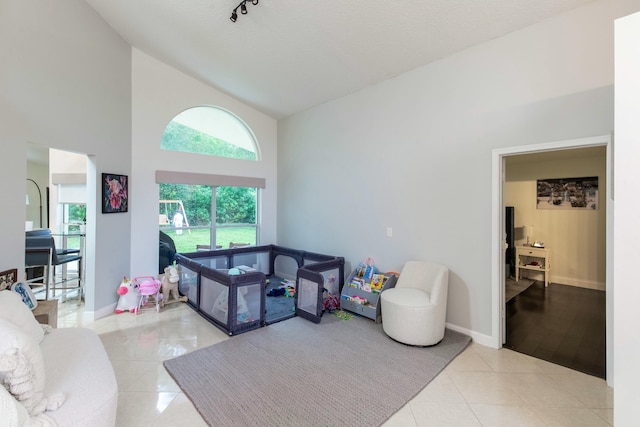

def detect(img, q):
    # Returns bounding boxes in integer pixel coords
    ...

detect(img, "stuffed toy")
[114,277,141,314]
[159,265,186,307]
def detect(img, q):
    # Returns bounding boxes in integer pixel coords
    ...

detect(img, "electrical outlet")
[569,267,576,275]
[386,227,393,238]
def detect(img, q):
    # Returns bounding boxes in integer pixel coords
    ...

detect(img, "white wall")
[130,50,278,277]
[505,150,607,290]
[0,0,132,315]
[614,10,640,425]
[278,0,639,339]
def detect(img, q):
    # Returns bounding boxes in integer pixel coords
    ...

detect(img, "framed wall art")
[0,268,18,291]
[102,173,128,213]
[536,176,598,210]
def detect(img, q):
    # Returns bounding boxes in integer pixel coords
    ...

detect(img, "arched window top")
[161,106,259,161]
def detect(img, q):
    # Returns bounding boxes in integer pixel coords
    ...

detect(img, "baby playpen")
[175,245,345,335]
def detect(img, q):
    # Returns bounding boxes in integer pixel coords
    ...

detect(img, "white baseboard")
[551,275,605,291]
[445,322,496,348]
[84,302,117,321]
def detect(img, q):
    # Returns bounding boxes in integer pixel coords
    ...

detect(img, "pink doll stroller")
[132,276,162,313]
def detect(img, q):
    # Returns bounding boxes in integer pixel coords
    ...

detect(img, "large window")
[159,184,258,253]
[159,106,262,253]
[161,106,259,160]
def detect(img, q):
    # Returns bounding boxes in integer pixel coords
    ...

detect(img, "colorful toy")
[370,273,385,291]
[160,264,187,307]
[115,277,141,314]
[348,295,368,305]
[332,309,354,320]
[323,289,340,311]
[132,276,162,313]
[278,278,296,297]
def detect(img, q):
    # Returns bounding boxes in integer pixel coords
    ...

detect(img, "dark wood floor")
[504,281,606,378]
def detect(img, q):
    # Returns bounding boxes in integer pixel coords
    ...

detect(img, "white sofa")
[0,291,118,426]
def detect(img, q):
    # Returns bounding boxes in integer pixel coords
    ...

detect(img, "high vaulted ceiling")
[85,0,596,119]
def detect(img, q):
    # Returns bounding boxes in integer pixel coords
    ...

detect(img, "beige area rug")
[164,313,471,426]
[506,278,534,303]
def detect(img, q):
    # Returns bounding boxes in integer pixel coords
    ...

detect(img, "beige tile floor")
[56,298,613,427]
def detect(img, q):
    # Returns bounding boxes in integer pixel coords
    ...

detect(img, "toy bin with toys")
[340,269,397,322]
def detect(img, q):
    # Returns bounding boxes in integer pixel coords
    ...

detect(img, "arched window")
[161,106,259,160]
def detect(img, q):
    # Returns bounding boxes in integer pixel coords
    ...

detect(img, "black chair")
[25,235,83,300]
[26,229,80,256]
[159,231,177,274]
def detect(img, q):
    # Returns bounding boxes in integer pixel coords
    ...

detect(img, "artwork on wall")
[0,269,17,291]
[102,173,128,213]
[536,176,598,210]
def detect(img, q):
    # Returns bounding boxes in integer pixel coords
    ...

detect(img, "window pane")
[216,186,257,249]
[161,106,258,160]
[58,203,85,232]
[159,184,258,253]
[159,184,212,253]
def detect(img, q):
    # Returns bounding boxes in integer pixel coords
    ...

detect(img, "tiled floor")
[56,298,613,426]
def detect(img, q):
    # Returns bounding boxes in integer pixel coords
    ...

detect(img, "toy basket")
[132,276,162,313]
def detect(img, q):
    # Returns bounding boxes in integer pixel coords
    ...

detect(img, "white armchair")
[380,260,449,346]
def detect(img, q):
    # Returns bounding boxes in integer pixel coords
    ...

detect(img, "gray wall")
[0,0,131,313]
[277,0,631,339]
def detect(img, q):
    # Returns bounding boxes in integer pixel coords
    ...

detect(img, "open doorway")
[491,135,613,384]
[26,144,92,323]
[503,147,607,377]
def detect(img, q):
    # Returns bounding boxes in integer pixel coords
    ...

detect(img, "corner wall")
[0,0,132,314]
[278,0,637,337]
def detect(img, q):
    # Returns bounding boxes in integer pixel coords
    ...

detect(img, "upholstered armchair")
[380,260,449,346]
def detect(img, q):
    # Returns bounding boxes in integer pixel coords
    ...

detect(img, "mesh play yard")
[175,245,344,335]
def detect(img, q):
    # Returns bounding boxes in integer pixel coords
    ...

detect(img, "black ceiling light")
[230,0,260,22]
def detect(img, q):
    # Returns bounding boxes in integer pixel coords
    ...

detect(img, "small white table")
[516,246,551,287]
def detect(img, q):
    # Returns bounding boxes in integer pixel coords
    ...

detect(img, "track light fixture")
[230,0,259,22]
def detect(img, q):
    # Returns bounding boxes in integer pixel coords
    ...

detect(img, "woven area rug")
[505,278,534,303]
[164,313,470,426]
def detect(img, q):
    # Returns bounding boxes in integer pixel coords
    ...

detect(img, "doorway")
[27,143,93,318]
[491,135,613,384]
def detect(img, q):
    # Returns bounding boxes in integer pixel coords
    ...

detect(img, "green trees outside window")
[159,184,257,252]
[159,105,260,252]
